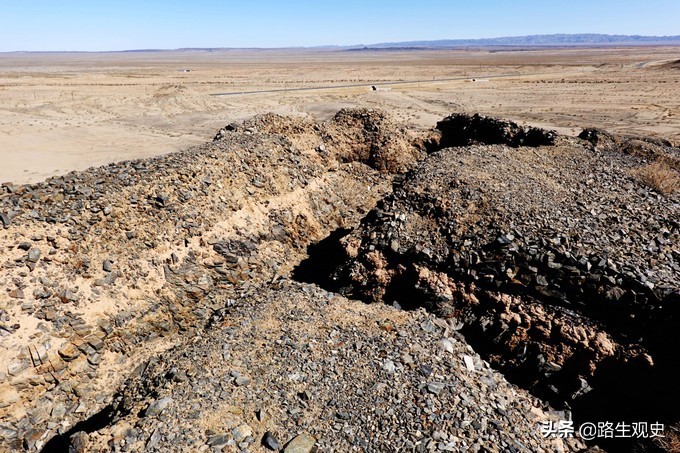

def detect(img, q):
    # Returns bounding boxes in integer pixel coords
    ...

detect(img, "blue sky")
[1,0,679,51]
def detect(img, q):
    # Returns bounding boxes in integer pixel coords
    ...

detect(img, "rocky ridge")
[312,119,679,450]
[0,109,413,451]
[0,109,677,451]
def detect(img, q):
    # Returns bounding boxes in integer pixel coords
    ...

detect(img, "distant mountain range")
[5,34,680,54]
[359,34,680,49]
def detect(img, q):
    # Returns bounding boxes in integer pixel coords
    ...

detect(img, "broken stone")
[69,431,89,453]
[27,248,41,262]
[58,343,81,362]
[284,432,316,453]
[7,361,29,376]
[145,397,172,417]
[9,289,24,299]
[262,432,280,451]
[234,375,250,387]
[463,355,476,371]
[232,424,253,442]
[207,434,229,448]
[427,381,446,396]
[86,335,105,351]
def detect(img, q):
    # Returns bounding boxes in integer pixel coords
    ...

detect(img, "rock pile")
[321,108,426,173]
[75,282,580,452]
[215,108,427,174]
[0,110,408,451]
[312,131,678,450]
[434,113,557,148]
[578,127,677,162]
[1,109,677,452]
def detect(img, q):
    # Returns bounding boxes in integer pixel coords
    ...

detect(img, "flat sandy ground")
[1,46,679,184]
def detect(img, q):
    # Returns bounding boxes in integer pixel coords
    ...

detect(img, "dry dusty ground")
[1,46,679,184]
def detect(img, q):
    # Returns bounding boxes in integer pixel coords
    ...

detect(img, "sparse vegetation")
[635,161,680,195]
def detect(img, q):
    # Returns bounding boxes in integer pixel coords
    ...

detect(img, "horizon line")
[2,32,680,54]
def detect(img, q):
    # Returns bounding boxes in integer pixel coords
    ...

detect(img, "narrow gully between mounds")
[293,227,677,453]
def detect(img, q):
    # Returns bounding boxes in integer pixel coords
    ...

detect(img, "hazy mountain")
[361,34,680,48]
[8,34,680,54]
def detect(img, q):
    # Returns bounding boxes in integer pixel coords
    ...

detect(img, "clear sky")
[1,0,679,52]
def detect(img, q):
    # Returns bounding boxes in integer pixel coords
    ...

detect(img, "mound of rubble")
[660,59,680,70]
[304,126,679,450]
[75,283,579,452]
[0,110,582,452]
[0,109,401,452]
[1,109,677,452]
[214,108,426,174]
[434,113,557,149]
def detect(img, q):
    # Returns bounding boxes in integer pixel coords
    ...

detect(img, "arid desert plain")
[1,46,679,184]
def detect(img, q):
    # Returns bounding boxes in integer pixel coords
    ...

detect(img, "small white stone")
[439,339,455,354]
[463,355,476,371]
[232,424,252,442]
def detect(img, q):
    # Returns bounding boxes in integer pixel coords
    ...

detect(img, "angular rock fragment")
[69,431,89,453]
[144,397,172,417]
[262,432,280,450]
[27,248,41,262]
[284,432,316,453]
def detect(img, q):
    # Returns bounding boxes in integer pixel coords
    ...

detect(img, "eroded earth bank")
[0,109,678,452]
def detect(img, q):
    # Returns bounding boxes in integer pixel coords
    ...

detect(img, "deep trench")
[293,228,676,453]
